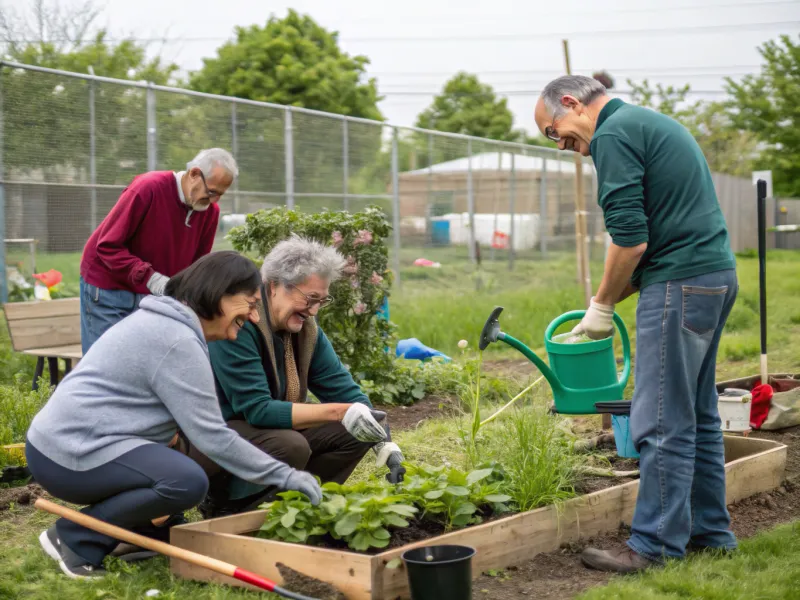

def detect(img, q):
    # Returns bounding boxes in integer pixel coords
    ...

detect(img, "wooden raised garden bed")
[170,435,786,600]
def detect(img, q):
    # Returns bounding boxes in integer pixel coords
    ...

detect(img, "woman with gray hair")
[186,235,405,518]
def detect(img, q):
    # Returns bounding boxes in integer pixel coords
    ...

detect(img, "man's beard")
[188,199,212,212]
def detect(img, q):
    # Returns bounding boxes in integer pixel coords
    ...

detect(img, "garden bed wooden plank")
[170,435,786,600]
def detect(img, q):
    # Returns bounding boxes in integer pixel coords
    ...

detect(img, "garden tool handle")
[544,310,632,386]
[33,498,320,600]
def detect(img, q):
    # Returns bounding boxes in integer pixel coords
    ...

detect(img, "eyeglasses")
[545,113,561,142]
[288,284,334,309]
[197,170,223,200]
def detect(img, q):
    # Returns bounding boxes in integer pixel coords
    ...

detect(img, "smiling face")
[185,166,233,211]
[203,290,261,342]
[268,274,333,333]
[534,96,598,157]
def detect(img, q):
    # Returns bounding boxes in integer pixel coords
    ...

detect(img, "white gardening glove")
[147,272,170,296]
[342,403,388,443]
[283,470,322,506]
[572,297,614,340]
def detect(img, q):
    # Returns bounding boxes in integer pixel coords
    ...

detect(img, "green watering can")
[478,307,632,415]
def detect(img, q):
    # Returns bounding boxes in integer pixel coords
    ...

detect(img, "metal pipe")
[391,127,402,289]
[467,139,476,263]
[89,69,97,231]
[284,108,294,209]
[540,156,548,256]
[342,118,349,212]
[231,101,239,214]
[0,68,6,303]
[508,152,516,271]
[146,84,157,171]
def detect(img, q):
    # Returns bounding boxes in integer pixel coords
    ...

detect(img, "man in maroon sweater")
[79,148,238,354]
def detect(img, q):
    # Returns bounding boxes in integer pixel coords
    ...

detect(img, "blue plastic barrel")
[431,220,450,245]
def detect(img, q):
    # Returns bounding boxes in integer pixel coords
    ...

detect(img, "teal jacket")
[208,320,372,429]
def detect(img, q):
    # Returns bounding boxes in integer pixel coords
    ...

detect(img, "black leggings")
[25,440,208,566]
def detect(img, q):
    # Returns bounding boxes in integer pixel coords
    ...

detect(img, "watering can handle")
[543,311,632,387]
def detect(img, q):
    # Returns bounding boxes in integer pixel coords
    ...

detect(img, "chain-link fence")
[0,59,609,302]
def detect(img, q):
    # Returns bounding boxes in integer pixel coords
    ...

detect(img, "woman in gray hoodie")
[25,251,321,579]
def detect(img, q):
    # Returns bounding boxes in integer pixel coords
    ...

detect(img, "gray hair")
[260,234,347,286]
[186,148,239,179]
[541,75,607,119]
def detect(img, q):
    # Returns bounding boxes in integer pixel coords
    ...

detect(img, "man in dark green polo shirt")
[186,235,406,518]
[534,75,738,572]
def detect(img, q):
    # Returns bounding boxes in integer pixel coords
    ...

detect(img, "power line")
[369,65,763,78]
[379,89,731,97]
[340,0,798,22]
[344,21,800,43]
[377,74,755,89]
[4,20,798,45]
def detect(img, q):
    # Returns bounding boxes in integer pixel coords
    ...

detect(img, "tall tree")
[415,72,520,142]
[725,34,800,197]
[1,0,179,183]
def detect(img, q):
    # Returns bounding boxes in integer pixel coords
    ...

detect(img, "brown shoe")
[580,545,657,573]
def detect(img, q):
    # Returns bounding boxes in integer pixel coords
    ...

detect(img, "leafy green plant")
[0,379,53,465]
[402,463,510,530]
[228,206,425,405]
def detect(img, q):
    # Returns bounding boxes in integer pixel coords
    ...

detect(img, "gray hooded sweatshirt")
[27,295,295,489]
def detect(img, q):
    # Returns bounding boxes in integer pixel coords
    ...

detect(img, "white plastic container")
[718,388,752,432]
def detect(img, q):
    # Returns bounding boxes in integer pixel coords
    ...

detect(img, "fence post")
[89,72,97,231]
[0,66,5,303]
[391,127,402,289]
[284,108,294,209]
[231,101,239,214]
[342,118,349,212]
[540,156,548,256]
[146,83,157,171]
[508,152,516,271]
[467,139,476,263]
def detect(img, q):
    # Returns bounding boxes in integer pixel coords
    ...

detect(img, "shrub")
[228,206,413,403]
[0,380,52,465]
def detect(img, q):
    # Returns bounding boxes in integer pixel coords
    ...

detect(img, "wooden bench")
[2,297,83,390]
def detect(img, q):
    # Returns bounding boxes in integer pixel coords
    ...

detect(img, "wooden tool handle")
[34,497,236,577]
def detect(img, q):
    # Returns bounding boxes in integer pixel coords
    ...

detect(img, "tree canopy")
[415,72,521,142]
[188,10,383,120]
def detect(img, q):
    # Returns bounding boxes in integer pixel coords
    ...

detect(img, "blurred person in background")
[534,75,738,573]
[78,148,237,353]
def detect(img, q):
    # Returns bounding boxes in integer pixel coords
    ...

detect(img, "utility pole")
[562,39,592,308]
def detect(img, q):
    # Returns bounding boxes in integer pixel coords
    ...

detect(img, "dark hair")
[165,251,261,320]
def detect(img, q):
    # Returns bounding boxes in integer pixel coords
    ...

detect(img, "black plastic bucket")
[402,544,476,600]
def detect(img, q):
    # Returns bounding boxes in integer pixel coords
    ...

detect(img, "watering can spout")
[478,306,564,394]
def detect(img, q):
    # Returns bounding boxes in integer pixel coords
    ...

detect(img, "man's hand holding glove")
[572,297,615,340]
[147,272,170,296]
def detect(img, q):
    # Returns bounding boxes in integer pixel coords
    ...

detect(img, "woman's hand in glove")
[283,470,322,506]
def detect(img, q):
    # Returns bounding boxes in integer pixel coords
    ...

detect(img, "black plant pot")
[402,544,476,600]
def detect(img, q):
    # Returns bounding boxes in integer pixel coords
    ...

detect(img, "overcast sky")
[23,0,800,133]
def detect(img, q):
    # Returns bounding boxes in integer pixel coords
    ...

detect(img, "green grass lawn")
[1,248,799,599]
[577,521,800,600]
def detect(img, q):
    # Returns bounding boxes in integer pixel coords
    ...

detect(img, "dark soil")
[471,425,800,599]
[276,562,346,600]
[383,394,458,432]
[0,483,45,511]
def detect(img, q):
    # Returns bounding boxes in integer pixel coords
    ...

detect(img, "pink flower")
[370,271,383,285]
[354,302,367,315]
[343,255,358,275]
[353,230,373,246]
[350,275,359,289]
[331,231,343,247]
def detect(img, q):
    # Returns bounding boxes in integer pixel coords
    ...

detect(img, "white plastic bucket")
[718,388,752,432]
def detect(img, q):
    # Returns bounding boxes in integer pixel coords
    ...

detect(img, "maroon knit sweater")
[80,171,220,295]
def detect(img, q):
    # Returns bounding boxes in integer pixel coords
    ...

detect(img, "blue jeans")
[627,269,738,561]
[80,277,147,354]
